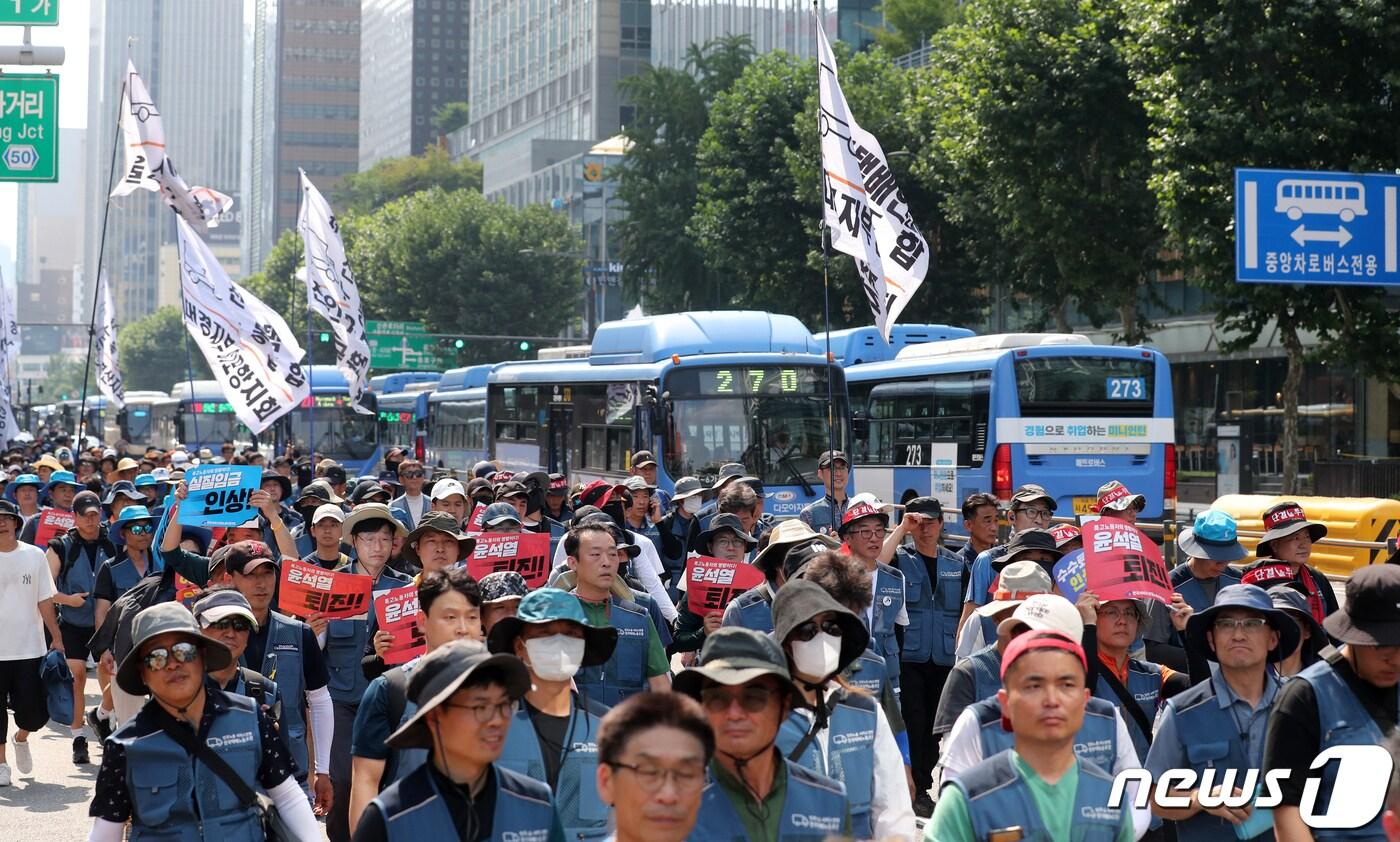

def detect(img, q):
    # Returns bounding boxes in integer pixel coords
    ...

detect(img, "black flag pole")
[815,1,838,534]
[173,222,200,449]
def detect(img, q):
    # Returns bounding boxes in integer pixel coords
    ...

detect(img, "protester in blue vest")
[958,484,1056,632]
[1141,509,1247,672]
[288,481,341,557]
[772,578,918,840]
[656,476,705,600]
[1146,584,1297,841]
[798,450,850,536]
[837,497,908,699]
[1265,565,1400,841]
[86,602,321,842]
[490,587,619,839]
[132,472,167,516]
[192,588,283,721]
[88,504,160,740]
[1267,585,1327,678]
[594,691,712,842]
[542,473,572,524]
[350,567,485,831]
[674,626,852,841]
[721,518,840,634]
[957,493,1001,570]
[101,481,145,549]
[926,630,1135,842]
[353,640,566,842]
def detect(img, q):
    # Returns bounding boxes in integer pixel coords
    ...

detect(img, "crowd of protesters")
[1,431,1399,841]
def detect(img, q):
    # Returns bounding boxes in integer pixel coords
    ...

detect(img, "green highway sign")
[0,0,59,26]
[366,320,448,371]
[0,73,58,182]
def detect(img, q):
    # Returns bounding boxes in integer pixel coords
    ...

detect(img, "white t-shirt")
[0,542,57,660]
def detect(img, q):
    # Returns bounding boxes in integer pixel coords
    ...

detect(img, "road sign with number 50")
[0,74,58,182]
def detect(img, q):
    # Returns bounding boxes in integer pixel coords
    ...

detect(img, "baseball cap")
[222,541,280,575]
[904,496,943,518]
[73,491,102,516]
[975,560,1056,618]
[1010,484,1055,510]
[311,503,346,525]
[995,593,1084,641]
[817,450,849,469]
[430,478,467,502]
[479,570,530,605]
[630,450,658,469]
[192,589,260,631]
[783,539,836,581]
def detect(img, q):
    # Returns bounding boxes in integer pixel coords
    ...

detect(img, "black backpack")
[87,565,178,661]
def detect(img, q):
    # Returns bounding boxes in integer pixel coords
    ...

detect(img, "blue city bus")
[373,373,442,463]
[171,380,260,453]
[487,311,849,517]
[425,364,492,472]
[844,333,1175,535]
[114,391,179,453]
[816,324,975,365]
[279,365,382,476]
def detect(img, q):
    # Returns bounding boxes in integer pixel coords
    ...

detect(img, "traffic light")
[319,332,330,342]
[518,340,530,352]
[454,339,465,349]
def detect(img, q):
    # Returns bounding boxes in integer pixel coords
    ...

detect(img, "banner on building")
[298,171,372,414]
[95,270,126,409]
[176,216,309,434]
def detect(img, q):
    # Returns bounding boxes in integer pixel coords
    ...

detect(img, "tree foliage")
[115,306,211,393]
[872,0,959,57]
[331,146,483,213]
[432,101,471,135]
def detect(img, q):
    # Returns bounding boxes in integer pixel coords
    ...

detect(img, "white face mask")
[682,496,702,514]
[790,631,842,681]
[524,634,587,681]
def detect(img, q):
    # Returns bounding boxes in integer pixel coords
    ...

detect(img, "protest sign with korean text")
[466,532,551,588]
[1052,549,1088,602]
[686,556,766,616]
[277,559,374,620]
[34,508,74,548]
[1082,520,1171,604]
[374,585,425,665]
[179,465,262,527]
[467,503,487,532]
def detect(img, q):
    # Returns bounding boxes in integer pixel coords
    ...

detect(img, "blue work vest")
[373,762,558,841]
[103,551,151,600]
[368,660,428,786]
[115,696,264,842]
[720,585,774,634]
[497,696,609,840]
[1094,658,1163,760]
[798,495,847,534]
[1297,654,1400,841]
[1159,675,1274,842]
[894,545,965,666]
[967,696,1119,774]
[326,564,411,706]
[244,611,308,780]
[1172,565,1242,614]
[843,649,889,698]
[777,691,878,839]
[968,644,1004,703]
[228,669,281,726]
[690,757,850,842]
[52,531,112,627]
[574,593,650,707]
[870,562,906,692]
[947,750,1124,842]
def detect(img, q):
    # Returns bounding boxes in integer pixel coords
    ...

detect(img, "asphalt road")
[1,673,102,840]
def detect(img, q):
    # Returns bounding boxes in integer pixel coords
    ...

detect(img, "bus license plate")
[1072,496,1098,515]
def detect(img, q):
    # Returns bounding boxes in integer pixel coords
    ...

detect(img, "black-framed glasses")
[125,523,155,535]
[142,641,200,671]
[607,761,707,793]
[789,619,845,642]
[208,618,253,633]
[1214,617,1269,632]
[400,471,425,479]
[441,699,517,723]
[1016,507,1053,521]
[699,685,775,714]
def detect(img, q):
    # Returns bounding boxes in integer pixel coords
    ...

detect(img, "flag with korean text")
[176,217,309,434]
[297,170,372,414]
[95,270,126,409]
[0,268,20,444]
[817,21,929,342]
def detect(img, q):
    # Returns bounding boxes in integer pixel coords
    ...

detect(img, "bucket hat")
[696,512,757,552]
[709,463,752,493]
[114,505,156,528]
[179,525,213,556]
[10,472,42,490]
[479,570,530,605]
[1323,565,1400,646]
[673,626,806,709]
[1177,510,1248,562]
[116,602,232,695]
[0,498,24,527]
[993,528,1063,570]
[975,561,1056,618]
[260,470,293,501]
[1094,480,1146,514]
[44,470,82,492]
[1185,583,1300,663]
[487,588,619,668]
[753,518,840,577]
[671,476,707,503]
[771,579,869,682]
[102,481,144,506]
[1267,585,1326,660]
[403,511,477,566]
[341,502,407,541]
[385,640,531,750]
[1256,502,1327,557]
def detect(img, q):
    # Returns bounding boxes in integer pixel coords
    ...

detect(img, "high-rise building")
[83,1,245,324]
[651,0,815,69]
[359,0,469,170]
[243,0,361,274]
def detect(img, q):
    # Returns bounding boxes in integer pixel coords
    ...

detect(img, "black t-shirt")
[354,763,498,842]
[243,615,330,693]
[524,700,571,789]
[1264,650,1399,805]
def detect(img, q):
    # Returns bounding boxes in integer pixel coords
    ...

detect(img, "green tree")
[43,353,96,402]
[115,306,212,393]
[432,101,471,135]
[873,0,959,57]
[1126,0,1400,492]
[332,146,483,213]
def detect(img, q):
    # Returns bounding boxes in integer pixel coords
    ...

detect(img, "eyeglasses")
[1097,606,1139,621]
[1214,617,1269,632]
[125,523,155,535]
[699,685,775,714]
[441,699,517,723]
[1016,507,1053,522]
[142,641,200,671]
[207,618,253,633]
[712,535,746,550]
[607,761,707,793]
[400,471,425,479]
[846,527,883,540]
[789,618,845,642]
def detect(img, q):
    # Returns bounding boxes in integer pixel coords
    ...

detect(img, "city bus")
[487,311,849,517]
[113,391,178,452]
[425,364,492,473]
[373,373,442,463]
[279,365,382,476]
[844,333,1175,535]
[816,324,975,365]
[171,380,260,453]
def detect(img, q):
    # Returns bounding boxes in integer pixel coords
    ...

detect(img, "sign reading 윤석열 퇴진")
[1235,167,1400,286]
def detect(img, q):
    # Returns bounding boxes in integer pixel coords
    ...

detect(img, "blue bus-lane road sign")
[1235,167,1400,285]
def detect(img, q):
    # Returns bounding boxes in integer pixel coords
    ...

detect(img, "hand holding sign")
[277,559,374,619]
[374,585,426,665]
[467,532,550,588]
[1080,519,1171,604]
[686,556,766,616]
[180,465,263,527]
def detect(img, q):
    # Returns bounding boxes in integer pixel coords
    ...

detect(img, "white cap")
[430,478,467,502]
[312,503,346,524]
[996,593,1084,642]
[170,450,191,467]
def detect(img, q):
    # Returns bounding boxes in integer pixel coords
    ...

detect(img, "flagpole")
[174,225,200,449]
[815,2,838,534]
[297,174,313,465]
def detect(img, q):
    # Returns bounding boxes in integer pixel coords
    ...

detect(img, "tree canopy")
[331,146,483,213]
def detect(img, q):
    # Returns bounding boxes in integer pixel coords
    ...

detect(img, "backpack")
[378,666,411,788]
[87,565,177,661]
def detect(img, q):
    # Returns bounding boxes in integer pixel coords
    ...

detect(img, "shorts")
[59,622,94,662]
[0,657,48,736]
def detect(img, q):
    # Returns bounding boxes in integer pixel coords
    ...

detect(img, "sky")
[0,4,91,282]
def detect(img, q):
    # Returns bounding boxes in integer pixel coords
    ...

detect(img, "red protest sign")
[174,574,201,607]
[686,556,766,616]
[467,532,551,589]
[374,585,426,665]
[1082,519,1171,604]
[467,503,487,532]
[277,559,374,619]
[34,508,74,548]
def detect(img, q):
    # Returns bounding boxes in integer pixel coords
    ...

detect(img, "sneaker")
[914,792,935,819]
[0,763,10,787]
[87,707,113,742]
[12,738,31,775]
[72,735,89,765]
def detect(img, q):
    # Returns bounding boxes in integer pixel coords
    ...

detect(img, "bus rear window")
[1015,356,1155,416]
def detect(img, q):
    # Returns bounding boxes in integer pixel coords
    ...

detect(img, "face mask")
[682,496,702,514]
[524,634,587,681]
[790,632,842,681]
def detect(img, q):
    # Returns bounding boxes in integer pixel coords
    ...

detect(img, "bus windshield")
[1015,356,1155,416]
[126,408,153,442]
[663,365,847,488]
[286,395,379,461]
[178,403,252,447]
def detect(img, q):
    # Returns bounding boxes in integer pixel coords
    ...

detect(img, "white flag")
[176,217,309,434]
[109,60,233,231]
[0,269,20,444]
[95,270,126,409]
[817,23,930,341]
[297,170,373,414]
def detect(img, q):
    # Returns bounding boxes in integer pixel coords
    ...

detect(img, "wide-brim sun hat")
[1267,585,1326,659]
[1256,501,1328,557]
[753,518,840,576]
[487,588,619,668]
[696,512,757,552]
[340,502,408,541]
[402,511,477,566]
[1323,564,1400,646]
[385,640,531,750]
[672,626,807,709]
[1177,510,1248,562]
[116,602,232,695]
[1184,583,1301,662]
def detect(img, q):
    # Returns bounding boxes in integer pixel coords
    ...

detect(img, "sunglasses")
[699,685,776,714]
[141,641,200,671]
[207,618,253,633]
[125,523,155,535]
[400,471,425,479]
[789,618,845,642]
